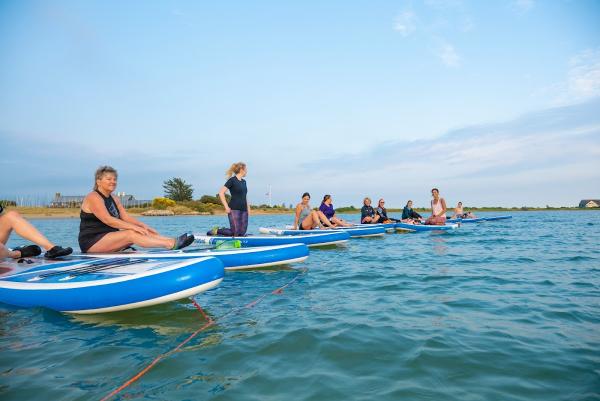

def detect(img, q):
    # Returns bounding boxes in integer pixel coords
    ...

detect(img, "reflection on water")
[1,212,599,401]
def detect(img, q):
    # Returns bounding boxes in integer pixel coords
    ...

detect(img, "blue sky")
[1,0,599,207]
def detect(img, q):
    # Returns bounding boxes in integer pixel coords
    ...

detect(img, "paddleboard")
[83,243,309,270]
[194,231,349,247]
[0,256,223,314]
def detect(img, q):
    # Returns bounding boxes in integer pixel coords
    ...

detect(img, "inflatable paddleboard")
[394,222,459,232]
[194,231,349,248]
[285,223,396,232]
[0,256,223,314]
[482,215,512,221]
[260,226,386,238]
[83,243,309,270]
[446,217,486,223]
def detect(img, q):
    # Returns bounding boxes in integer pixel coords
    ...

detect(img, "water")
[1,211,599,400]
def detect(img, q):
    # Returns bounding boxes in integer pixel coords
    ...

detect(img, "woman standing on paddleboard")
[425,188,447,225]
[78,166,194,253]
[218,162,250,236]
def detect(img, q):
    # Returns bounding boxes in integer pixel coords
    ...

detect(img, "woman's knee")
[2,210,21,223]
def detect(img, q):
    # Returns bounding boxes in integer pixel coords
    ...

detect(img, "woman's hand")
[132,225,149,236]
[224,206,231,214]
[144,224,159,235]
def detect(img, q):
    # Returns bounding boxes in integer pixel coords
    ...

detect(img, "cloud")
[438,42,461,67]
[393,5,467,68]
[567,49,600,100]
[512,0,535,14]
[536,48,600,106]
[301,98,600,207]
[393,11,417,37]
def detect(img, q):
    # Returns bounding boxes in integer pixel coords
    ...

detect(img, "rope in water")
[100,267,308,401]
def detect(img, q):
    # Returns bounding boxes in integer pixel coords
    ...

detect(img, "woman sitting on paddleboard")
[451,202,476,219]
[319,195,352,227]
[425,188,447,225]
[361,197,381,224]
[401,200,423,224]
[217,162,251,237]
[78,166,194,253]
[294,193,333,230]
[375,198,401,223]
[0,204,72,259]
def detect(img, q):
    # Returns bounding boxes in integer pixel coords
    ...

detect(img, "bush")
[153,197,176,210]
[0,200,17,207]
[168,205,195,215]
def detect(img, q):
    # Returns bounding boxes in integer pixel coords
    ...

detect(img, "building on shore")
[578,199,600,208]
[50,192,152,208]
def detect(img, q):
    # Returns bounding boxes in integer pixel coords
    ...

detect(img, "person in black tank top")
[78,166,194,253]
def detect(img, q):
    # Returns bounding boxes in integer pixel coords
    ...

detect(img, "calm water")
[1,211,599,400]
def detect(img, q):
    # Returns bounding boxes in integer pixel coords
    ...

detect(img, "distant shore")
[8,206,597,219]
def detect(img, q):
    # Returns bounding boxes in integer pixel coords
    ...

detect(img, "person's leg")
[228,210,239,236]
[0,210,54,250]
[317,211,335,227]
[87,230,175,253]
[331,216,347,227]
[301,212,320,229]
[0,243,19,259]
[238,211,249,236]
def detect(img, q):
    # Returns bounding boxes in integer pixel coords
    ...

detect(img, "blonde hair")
[363,197,371,204]
[94,166,118,190]
[226,162,246,177]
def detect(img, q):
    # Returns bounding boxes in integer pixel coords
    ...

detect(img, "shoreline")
[8,206,598,220]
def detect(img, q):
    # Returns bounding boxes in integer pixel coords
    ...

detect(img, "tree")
[163,178,193,202]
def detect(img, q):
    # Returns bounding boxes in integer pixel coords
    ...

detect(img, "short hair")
[302,192,311,198]
[363,197,371,204]
[94,166,118,190]
[431,188,439,193]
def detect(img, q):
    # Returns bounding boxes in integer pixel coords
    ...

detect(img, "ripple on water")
[1,211,600,400]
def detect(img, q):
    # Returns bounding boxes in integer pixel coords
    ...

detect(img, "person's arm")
[218,185,231,214]
[246,199,251,216]
[115,197,158,235]
[360,206,368,220]
[84,193,148,234]
[440,198,447,216]
[293,204,302,229]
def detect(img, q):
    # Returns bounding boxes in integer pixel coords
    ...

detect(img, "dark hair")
[322,194,331,202]
[406,200,413,207]
[302,192,310,199]
[0,204,3,214]
[431,188,439,193]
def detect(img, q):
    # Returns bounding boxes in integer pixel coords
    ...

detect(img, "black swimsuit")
[78,190,120,252]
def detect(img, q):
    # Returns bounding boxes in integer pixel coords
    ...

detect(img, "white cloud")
[537,48,600,105]
[301,99,600,207]
[567,49,600,99]
[393,11,417,37]
[512,0,534,14]
[438,42,461,67]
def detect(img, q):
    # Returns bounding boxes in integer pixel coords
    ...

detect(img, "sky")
[1,0,599,208]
